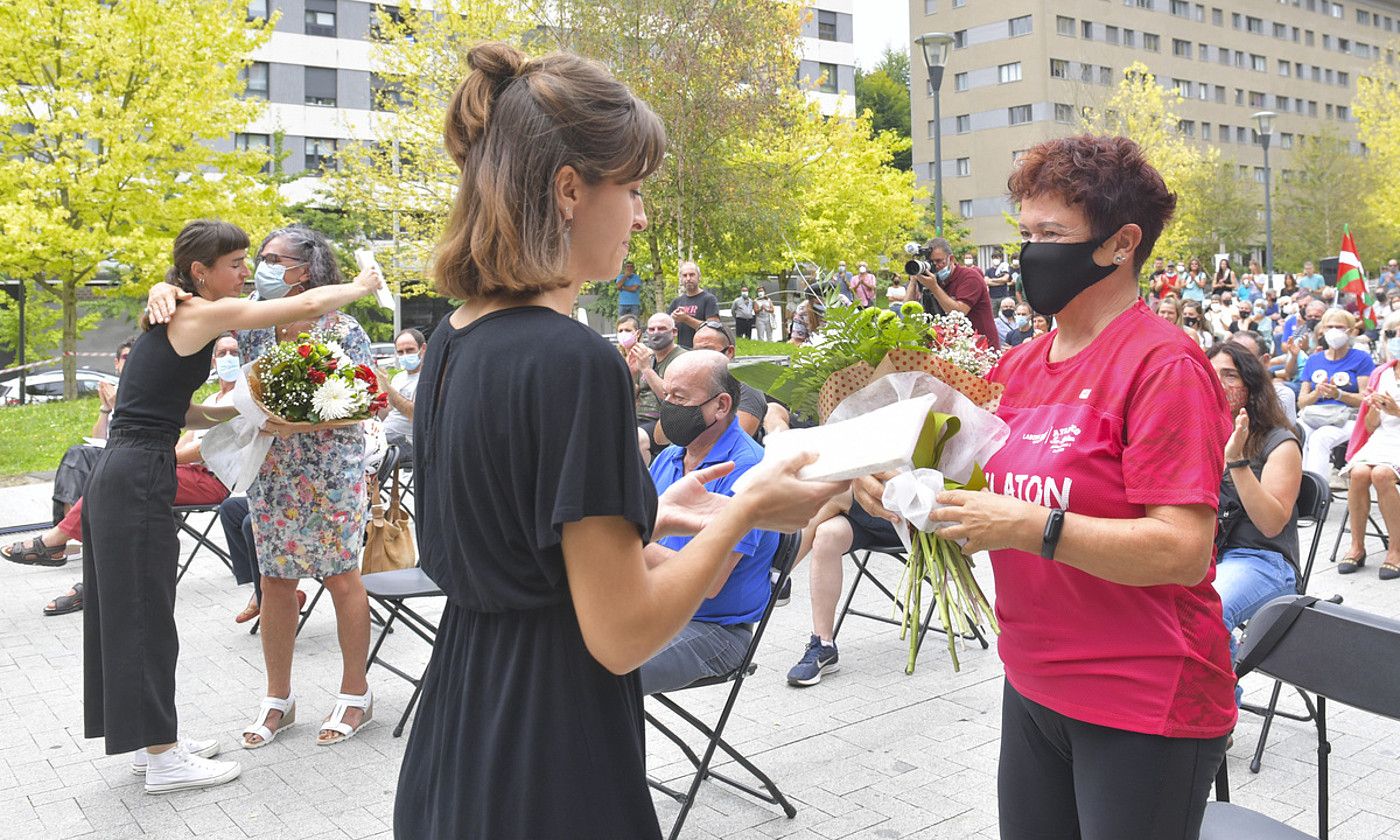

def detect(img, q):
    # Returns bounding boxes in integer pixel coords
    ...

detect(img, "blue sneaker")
[787,635,839,686]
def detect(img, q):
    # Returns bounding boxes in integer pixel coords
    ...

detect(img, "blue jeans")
[1214,547,1297,705]
[618,303,641,319]
[639,620,752,695]
[219,496,260,603]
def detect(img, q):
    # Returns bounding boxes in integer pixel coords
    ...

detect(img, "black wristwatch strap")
[1226,458,1251,470]
[1041,508,1066,560]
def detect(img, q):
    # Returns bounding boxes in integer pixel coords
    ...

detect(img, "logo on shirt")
[1021,424,1082,454]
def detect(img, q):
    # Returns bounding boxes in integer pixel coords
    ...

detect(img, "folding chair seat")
[646,532,802,840]
[362,566,443,736]
[173,504,234,584]
[1202,596,1400,840]
[832,545,989,657]
[1239,470,1333,773]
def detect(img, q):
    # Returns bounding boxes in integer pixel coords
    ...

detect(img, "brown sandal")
[2,537,68,567]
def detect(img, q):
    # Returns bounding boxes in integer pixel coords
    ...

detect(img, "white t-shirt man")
[382,369,419,445]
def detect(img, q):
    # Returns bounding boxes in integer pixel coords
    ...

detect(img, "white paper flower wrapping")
[881,468,965,551]
[199,362,273,493]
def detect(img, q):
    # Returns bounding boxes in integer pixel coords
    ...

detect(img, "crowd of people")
[8,35,1400,840]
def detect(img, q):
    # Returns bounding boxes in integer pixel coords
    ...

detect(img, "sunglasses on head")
[701,320,733,344]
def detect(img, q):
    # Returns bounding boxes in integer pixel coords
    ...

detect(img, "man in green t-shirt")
[631,312,688,461]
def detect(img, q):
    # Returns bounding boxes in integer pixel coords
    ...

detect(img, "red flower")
[297,344,312,358]
[325,357,338,371]
[371,392,389,411]
[973,334,988,351]
[308,369,327,384]
[354,364,375,383]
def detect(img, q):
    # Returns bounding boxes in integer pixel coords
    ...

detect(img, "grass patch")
[0,397,103,478]
[736,338,795,358]
[0,382,222,479]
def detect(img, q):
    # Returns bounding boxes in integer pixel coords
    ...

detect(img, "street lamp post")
[916,32,956,237]
[1253,110,1277,284]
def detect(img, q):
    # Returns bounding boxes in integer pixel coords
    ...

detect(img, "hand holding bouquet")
[249,331,387,431]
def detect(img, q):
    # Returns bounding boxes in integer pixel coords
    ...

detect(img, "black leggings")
[998,680,1227,840]
[82,430,180,755]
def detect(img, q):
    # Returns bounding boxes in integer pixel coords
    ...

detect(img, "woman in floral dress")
[238,226,376,748]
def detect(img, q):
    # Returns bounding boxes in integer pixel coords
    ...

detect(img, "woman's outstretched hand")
[734,451,850,534]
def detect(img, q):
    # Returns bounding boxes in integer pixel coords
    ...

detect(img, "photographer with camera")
[904,237,999,346]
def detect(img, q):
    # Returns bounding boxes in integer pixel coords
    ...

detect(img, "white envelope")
[760,395,938,482]
[354,249,396,311]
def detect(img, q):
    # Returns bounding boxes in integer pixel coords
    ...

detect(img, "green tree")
[1349,64,1400,263]
[1271,129,1386,270]
[855,48,912,171]
[0,0,284,395]
[1174,160,1259,262]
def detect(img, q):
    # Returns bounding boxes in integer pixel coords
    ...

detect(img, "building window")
[1305,29,1315,46]
[1081,63,1094,82]
[924,0,936,14]
[1057,15,1075,36]
[954,72,969,91]
[371,73,406,111]
[1232,12,1242,28]
[1278,59,1290,76]
[1106,25,1120,44]
[1055,102,1075,123]
[953,30,966,48]
[247,0,268,21]
[1009,15,1033,37]
[1337,104,1350,120]
[305,67,338,107]
[1008,104,1032,125]
[1245,16,1262,34]
[1172,38,1192,57]
[959,199,973,217]
[234,133,271,173]
[1338,71,1350,87]
[1236,126,1247,143]
[1212,7,1223,25]
[1173,78,1193,97]
[956,114,971,133]
[1171,0,1190,17]
[1202,122,1212,140]
[1198,44,1208,61]
[1281,132,1294,149]
[1050,58,1069,78]
[1248,90,1264,108]
[1178,119,1196,137]
[305,137,338,171]
[1214,84,1225,102]
[239,62,269,100]
[999,62,1022,83]
[1220,124,1231,143]
[1143,32,1160,51]
[817,62,839,94]
[817,9,838,42]
[956,157,970,177]
[1082,20,1094,40]
[1099,66,1113,85]
[1124,28,1136,47]
[1250,54,1266,72]
[1273,21,1287,38]
[305,0,337,37]
[1217,46,1230,65]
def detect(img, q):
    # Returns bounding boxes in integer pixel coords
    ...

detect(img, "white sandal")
[317,690,373,746]
[241,695,296,750]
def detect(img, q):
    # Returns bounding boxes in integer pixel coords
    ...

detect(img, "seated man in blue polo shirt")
[639,350,779,695]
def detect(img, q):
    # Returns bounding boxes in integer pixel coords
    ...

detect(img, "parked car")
[369,342,397,369]
[0,369,121,406]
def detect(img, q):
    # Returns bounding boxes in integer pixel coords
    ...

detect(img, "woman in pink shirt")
[857,135,1233,839]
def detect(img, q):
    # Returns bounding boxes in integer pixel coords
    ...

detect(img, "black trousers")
[734,316,755,339]
[998,679,1227,840]
[81,429,181,755]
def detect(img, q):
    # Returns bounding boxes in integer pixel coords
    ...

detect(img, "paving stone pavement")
[2,477,1399,839]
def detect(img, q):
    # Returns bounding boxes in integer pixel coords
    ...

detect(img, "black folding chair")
[646,532,801,840]
[832,545,989,657]
[362,567,443,737]
[1202,596,1400,840]
[173,504,234,583]
[1240,470,1331,773]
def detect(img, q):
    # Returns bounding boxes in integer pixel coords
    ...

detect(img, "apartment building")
[799,0,859,115]
[908,0,1399,258]
[223,1,857,202]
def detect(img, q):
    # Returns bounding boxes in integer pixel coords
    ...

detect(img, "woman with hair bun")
[394,42,845,839]
[86,219,380,793]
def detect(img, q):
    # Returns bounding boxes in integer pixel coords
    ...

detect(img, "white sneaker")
[130,738,220,775]
[143,745,240,794]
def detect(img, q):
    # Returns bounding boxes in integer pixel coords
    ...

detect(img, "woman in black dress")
[393,43,846,839]
[84,219,380,793]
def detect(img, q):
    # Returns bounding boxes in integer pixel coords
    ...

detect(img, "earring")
[1113,255,1125,264]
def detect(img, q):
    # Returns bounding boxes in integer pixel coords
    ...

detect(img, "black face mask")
[1304,318,1321,333]
[659,393,720,447]
[1018,239,1119,316]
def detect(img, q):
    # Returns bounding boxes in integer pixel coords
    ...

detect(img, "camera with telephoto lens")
[903,242,934,276]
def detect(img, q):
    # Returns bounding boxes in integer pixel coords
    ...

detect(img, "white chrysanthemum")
[311,378,357,420]
[323,340,353,371]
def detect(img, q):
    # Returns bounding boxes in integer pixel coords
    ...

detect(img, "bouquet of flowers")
[248,331,387,426]
[735,302,1007,672]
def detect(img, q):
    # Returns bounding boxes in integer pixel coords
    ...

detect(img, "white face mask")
[1324,328,1350,350]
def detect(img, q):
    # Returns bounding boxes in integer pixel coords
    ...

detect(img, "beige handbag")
[363,470,416,574]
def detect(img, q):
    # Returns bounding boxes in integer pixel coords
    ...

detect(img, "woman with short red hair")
[857,135,1234,839]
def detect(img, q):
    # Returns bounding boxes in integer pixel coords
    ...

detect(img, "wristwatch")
[1040,508,1066,560]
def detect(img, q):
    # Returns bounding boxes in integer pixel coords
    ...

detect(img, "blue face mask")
[398,353,421,371]
[936,265,952,282]
[215,355,241,382]
[1388,337,1400,359]
[253,261,305,300]
[1015,315,1030,330]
